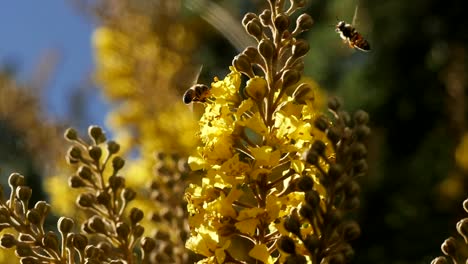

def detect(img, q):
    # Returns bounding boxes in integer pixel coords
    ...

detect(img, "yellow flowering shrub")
[184,1,370,263]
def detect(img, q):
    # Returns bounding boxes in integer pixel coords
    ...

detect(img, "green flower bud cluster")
[280,97,370,263]
[432,198,468,263]
[146,153,200,263]
[0,126,158,263]
[63,126,155,262]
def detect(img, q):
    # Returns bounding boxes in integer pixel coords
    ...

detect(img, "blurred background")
[0,0,467,263]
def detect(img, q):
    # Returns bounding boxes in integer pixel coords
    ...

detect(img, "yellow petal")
[249,244,274,263]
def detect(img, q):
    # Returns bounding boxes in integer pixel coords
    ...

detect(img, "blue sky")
[0,1,107,128]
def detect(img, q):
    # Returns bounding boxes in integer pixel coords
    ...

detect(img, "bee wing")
[352,4,359,26]
[189,65,203,113]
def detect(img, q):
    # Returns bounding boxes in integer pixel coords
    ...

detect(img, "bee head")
[336,21,346,31]
[183,88,196,104]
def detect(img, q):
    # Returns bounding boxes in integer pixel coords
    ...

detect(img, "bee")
[335,6,370,52]
[182,83,211,104]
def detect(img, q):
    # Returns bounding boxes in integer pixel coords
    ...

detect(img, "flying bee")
[183,83,211,104]
[335,5,370,52]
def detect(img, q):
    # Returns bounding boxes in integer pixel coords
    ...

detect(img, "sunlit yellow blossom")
[249,244,275,263]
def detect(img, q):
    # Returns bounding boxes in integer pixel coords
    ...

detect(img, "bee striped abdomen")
[336,21,370,52]
[183,84,211,104]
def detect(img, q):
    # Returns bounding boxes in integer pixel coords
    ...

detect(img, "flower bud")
[58,217,74,234]
[345,180,361,198]
[68,146,82,160]
[20,256,40,264]
[259,9,271,26]
[9,173,25,188]
[26,209,41,225]
[325,253,345,264]
[109,175,125,190]
[0,233,16,248]
[258,39,274,60]
[306,149,319,165]
[297,176,314,192]
[96,241,112,254]
[88,125,106,144]
[16,186,32,202]
[292,83,314,104]
[314,115,330,131]
[342,221,361,241]
[354,159,368,175]
[243,46,259,61]
[293,0,306,7]
[285,254,307,264]
[233,54,253,77]
[327,127,342,144]
[141,237,156,252]
[77,193,94,208]
[15,244,30,257]
[112,156,125,171]
[304,234,320,252]
[354,110,369,125]
[116,222,130,239]
[89,216,107,234]
[355,125,371,141]
[278,236,296,254]
[43,232,59,251]
[78,166,93,180]
[122,188,136,201]
[88,146,102,161]
[328,164,343,181]
[133,224,145,238]
[281,69,300,88]
[246,19,263,40]
[345,197,360,210]
[244,76,268,101]
[431,257,448,264]
[72,234,88,251]
[130,208,144,224]
[456,218,468,243]
[64,128,78,141]
[441,237,457,257]
[296,14,314,32]
[34,201,50,216]
[311,140,326,155]
[328,96,341,111]
[96,191,111,205]
[292,39,309,58]
[351,143,367,160]
[274,13,290,32]
[339,111,352,126]
[69,176,86,188]
[107,140,120,154]
[18,234,34,243]
[305,190,320,207]
[292,60,305,72]
[284,214,301,236]
[327,210,343,228]
[299,203,315,219]
[242,12,257,27]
